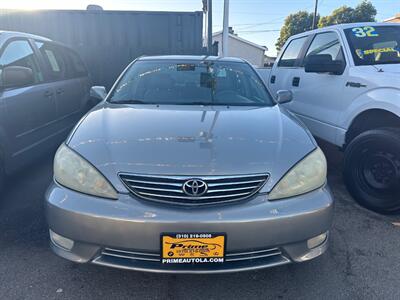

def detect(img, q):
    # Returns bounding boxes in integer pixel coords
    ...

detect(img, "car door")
[268,35,310,97]
[282,31,348,144]
[0,38,57,168]
[35,41,85,129]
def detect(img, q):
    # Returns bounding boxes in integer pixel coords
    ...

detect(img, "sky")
[0,0,398,55]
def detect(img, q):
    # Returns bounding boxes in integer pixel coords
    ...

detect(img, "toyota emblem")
[182,179,208,197]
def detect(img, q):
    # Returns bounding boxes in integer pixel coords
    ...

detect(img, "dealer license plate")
[161,233,225,264]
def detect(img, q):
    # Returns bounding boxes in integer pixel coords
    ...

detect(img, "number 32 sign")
[352,26,379,37]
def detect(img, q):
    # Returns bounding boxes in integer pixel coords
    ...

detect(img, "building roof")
[213,31,267,51]
[384,13,400,22]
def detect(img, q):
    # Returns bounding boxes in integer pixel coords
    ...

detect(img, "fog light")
[49,230,74,251]
[307,232,327,249]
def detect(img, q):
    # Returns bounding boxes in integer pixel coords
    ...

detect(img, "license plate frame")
[160,233,226,264]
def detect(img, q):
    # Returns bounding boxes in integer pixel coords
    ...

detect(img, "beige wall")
[213,34,265,67]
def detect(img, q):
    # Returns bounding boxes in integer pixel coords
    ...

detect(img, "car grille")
[119,173,269,206]
[93,247,290,273]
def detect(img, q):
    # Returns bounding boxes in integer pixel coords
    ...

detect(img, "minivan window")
[110,61,274,106]
[278,36,308,67]
[35,42,67,80]
[305,32,345,64]
[0,40,43,84]
[344,25,400,65]
[65,48,88,78]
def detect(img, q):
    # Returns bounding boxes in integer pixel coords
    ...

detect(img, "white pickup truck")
[262,22,400,214]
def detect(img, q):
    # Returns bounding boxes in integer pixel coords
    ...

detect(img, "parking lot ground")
[0,141,399,300]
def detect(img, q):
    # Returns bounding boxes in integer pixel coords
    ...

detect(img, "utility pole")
[222,0,229,57]
[312,0,318,29]
[207,0,213,55]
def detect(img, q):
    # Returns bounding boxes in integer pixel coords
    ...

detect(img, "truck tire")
[344,128,400,214]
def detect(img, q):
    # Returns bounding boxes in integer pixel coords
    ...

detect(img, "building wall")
[0,9,204,88]
[213,34,265,67]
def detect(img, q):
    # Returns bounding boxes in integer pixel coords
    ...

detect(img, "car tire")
[344,128,400,214]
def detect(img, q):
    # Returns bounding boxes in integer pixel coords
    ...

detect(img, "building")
[213,29,267,67]
[264,55,277,67]
[384,13,400,23]
[0,9,204,88]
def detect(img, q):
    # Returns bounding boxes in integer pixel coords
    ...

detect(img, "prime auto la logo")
[165,239,222,257]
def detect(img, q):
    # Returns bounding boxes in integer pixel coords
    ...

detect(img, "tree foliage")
[276,0,377,51]
[276,11,316,51]
[318,0,377,27]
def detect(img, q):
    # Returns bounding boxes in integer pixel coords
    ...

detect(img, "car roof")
[137,55,246,63]
[289,22,400,39]
[0,30,52,42]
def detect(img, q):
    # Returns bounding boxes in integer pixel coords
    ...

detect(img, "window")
[110,61,274,106]
[64,48,88,78]
[0,39,43,85]
[35,42,67,80]
[305,32,345,64]
[344,26,400,66]
[278,36,308,67]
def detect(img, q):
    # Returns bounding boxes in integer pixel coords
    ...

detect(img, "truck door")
[268,36,309,98]
[282,31,348,144]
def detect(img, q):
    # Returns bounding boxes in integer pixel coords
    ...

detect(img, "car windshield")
[109,60,274,106]
[344,25,400,66]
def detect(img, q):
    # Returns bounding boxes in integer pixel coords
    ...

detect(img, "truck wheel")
[344,128,400,214]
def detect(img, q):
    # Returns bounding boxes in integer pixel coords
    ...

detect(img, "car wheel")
[344,128,400,214]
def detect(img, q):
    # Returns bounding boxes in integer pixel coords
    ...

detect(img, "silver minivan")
[0,31,90,191]
[46,56,333,273]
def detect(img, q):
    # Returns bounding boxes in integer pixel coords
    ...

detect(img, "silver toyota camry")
[46,55,333,274]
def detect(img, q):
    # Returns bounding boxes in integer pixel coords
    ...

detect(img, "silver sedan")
[46,56,333,273]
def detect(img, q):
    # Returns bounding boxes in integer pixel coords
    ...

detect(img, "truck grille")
[119,173,269,206]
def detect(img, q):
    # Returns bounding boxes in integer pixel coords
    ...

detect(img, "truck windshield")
[109,60,274,106]
[344,25,400,66]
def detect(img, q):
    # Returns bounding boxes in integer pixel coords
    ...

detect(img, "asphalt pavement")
[0,141,399,300]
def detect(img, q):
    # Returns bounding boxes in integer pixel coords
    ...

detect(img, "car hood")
[67,103,316,193]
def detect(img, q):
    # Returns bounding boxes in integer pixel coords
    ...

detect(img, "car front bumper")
[45,182,334,274]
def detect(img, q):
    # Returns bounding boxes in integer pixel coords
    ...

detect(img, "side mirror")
[1,66,34,88]
[304,54,345,75]
[90,86,107,100]
[276,90,293,104]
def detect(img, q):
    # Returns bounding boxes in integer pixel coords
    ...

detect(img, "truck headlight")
[54,144,118,199]
[268,148,327,200]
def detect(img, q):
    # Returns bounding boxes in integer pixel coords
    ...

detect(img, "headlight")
[54,144,118,199]
[268,147,327,200]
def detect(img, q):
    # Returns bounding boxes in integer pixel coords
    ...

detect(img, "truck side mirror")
[90,86,107,100]
[276,90,293,104]
[304,54,345,75]
[1,66,34,89]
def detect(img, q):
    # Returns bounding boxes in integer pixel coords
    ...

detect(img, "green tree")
[276,11,316,51]
[275,1,377,52]
[353,0,377,22]
[318,0,376,27]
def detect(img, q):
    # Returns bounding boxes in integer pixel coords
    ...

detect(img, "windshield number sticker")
[352,26,379,38]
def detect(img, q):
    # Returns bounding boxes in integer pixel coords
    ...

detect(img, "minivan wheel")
[344,128,400,214]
